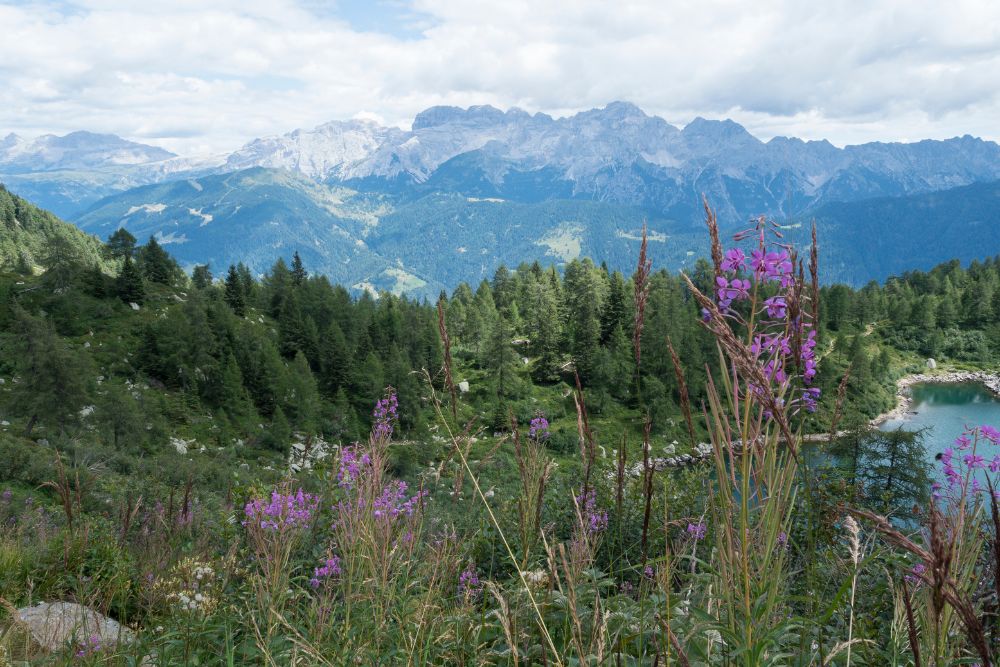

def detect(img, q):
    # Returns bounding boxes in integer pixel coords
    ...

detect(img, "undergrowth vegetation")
[1,197,1000,663]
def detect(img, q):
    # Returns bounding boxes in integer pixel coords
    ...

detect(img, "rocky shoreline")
[870,369,1000,426]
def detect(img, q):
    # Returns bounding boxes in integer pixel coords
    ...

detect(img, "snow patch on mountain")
[125,203,167,216]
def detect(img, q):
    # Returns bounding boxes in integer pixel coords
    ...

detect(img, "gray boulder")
[16,601,135,653]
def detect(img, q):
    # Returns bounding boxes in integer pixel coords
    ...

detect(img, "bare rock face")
[16,601,135,653]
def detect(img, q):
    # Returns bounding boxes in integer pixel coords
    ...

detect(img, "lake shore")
[870,369,1000,426]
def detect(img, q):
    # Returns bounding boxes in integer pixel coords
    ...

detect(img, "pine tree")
[492,264,515,316]
[528,280,562,382]
[224,265,247,316]
[105,227,137,260]
[237,263,256,306]
[116,255,145,304]
[97,381,144,450]
[484,315,520,410]
[318,322,351,395]
[278,292,318,361]
[41,233,82,290]
[600,271,629,343]
[192,264,213,289]
[10,307,91,436]
[291,251,307,286]
[138,236,178,285]
[563,260,602,382]
[264,406,292,451]
[286,351,321,434]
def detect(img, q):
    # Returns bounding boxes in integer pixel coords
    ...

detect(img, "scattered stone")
[16,601,135,653]
[926,358,937,369]
[83,341,91,348]
[170,437,196,454]
[458,380,470,393]
[129,302,140,311]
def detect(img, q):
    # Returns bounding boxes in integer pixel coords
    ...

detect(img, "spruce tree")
[116,255,146,304]
[318,322,351,395]
[224,265,247,316]
[285,351,321,434]
[291,251,307,286]
[10,307,91,436]
[192,264,213,289]
[97,381,144,450]
[138,236,178,285]
[105,228,137,260]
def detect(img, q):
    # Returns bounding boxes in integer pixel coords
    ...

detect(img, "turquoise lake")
[879,382,1000,461]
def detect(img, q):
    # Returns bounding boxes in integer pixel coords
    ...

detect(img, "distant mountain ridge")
[0,130,175,172]
[6,102,1000,222]
[4,102,1000,296]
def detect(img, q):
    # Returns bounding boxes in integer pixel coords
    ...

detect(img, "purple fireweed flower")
[801,387,821,413]
[955,434,972,450]
[777,531,788,547]
[763,296,787,319]
[1,489,10,503]
[337,446,371,489]
[716,276,751,304]
[243,488,320,531]
[963,453,985,469]
[458,563,482,599]
[905,562,926,586]
[75,634,103,658]
[981,425,1000,444]
[529,415,550,440]
[763,359,787,384]
[310,555,342,589]
[751,249,794,286]
[643,565,655,579]
[372,481,427,521]
[687,521,707,540]
[575,489,608,534]
[701,308,712,322]
[721,248,747,272]
[373,391,398,440]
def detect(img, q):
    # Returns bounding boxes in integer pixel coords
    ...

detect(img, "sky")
[1,0,999,155]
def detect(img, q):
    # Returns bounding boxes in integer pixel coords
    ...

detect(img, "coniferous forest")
[3,181,1000,663]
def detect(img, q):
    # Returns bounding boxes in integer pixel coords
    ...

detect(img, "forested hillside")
[0,185,109,274]
[3,214,1000,456]
[2,199,1000,663]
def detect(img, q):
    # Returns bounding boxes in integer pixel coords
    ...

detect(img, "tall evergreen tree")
[10,307,91,436]
[138,236,178,285]
[291,251,307,286]
[116,255,145,304]
[192,264,213,289]
[224,265,247,316]
[105,228,137,260]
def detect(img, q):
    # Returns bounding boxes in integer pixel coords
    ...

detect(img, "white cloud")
[1,0,998,154]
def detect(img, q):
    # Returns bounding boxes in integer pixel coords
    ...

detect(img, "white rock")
[129,302,140,311]
[17,601,135,653]
[458,380,470,393]
[926,358,937,369]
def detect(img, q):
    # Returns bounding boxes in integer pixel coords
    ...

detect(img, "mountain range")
[4,102,1000,295]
